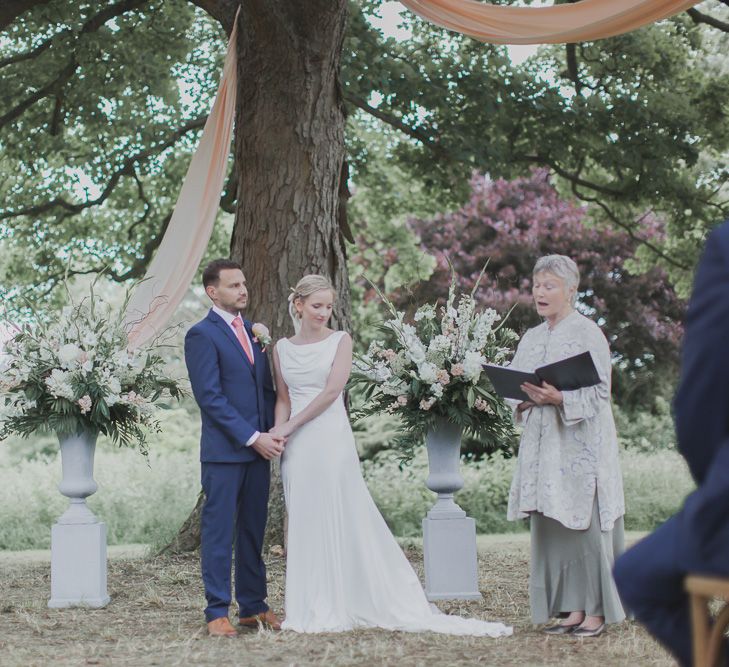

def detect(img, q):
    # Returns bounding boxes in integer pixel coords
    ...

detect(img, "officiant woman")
[505,255,626,637]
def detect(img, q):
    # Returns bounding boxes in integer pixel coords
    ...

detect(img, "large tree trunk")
[168,0,351,554]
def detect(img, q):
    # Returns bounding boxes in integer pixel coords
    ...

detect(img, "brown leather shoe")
[207,617,237,637]
[239,610,282,631]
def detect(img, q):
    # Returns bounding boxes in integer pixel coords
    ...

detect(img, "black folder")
[483,351,601,402]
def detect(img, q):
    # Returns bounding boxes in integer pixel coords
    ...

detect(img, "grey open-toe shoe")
[572,623,606,638]
[542,622,581,635]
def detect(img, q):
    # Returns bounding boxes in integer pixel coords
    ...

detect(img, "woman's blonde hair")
[287,274,336,333]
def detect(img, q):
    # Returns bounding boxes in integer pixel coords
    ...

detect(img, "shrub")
[0,446,198,551]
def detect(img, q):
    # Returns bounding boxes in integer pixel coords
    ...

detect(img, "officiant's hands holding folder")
[519,381,563,407]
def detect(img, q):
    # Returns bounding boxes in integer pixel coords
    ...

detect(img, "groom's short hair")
[202,259,243,288]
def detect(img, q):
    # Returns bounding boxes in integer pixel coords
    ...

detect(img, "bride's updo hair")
[288,274,336,333]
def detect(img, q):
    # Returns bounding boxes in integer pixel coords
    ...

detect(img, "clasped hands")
[517,380,563,412]
[251,421,297,460]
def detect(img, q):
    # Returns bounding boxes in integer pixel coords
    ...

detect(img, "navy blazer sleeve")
[674,222,729,484]
[185,327,258,447]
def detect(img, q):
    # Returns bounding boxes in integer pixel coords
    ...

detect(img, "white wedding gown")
[278,331,512,637]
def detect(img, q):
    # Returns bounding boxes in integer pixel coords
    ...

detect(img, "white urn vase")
[48,428,110,609]
[422,416,481,601]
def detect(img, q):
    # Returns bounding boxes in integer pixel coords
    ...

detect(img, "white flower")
[462,350,486,382]
[82,332,98,347]
[419,397,436,411]
[382,379,408,396]
[430,382,444,399]
[45,369,75,400]
[407,341,426,365]
[417,362,438,384]
[78,395,92,415]
[396,395,408,406]
[414,305,436,322]
[58,343,83,369]
[374,363,392,382]
[108,377,121,396]
[112,350,131,367]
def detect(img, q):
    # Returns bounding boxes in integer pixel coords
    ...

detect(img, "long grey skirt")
[529,500,626,625]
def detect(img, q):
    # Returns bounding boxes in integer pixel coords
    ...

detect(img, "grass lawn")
[0,534,672,666]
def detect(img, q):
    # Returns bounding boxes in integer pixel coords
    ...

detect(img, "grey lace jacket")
[506,311,625,531]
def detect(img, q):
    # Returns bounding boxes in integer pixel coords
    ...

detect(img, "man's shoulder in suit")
[186,310,216,338]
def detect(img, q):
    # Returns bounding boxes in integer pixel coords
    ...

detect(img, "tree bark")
[166,0,351,553]
[231,0,350,549]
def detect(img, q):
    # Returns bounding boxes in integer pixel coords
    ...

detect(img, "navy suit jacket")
[673,219,729,574]
[184,309,276,463]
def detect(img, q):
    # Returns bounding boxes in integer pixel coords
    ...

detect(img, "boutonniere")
[251,323,272,350]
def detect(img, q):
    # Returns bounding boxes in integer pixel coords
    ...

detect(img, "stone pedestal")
[48,429,110,609]
[422,417,482,601]
[49,521,110,608]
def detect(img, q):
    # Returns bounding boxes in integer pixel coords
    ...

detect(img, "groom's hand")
[251,432,285,460]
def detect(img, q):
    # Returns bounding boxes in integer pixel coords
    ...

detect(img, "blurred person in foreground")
[614,219,729,666]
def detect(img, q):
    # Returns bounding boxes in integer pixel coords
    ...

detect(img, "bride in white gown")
[270,274,512,637]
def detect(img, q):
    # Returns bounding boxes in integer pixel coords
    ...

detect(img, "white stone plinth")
[48,520,110,608]
[423,513,482,601]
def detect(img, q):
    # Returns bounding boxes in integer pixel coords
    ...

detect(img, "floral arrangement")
[350,268,518,460]
[0,284,184,453]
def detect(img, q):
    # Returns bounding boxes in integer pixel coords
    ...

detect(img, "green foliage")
[0,446,199,551]
[0,400,695,550]
[362,446,694,538]
[0,0,231,307]
[344,2,729,291]
[613,396,677,452]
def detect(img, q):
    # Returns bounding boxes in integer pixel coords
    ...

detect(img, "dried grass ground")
[0,536,673,667]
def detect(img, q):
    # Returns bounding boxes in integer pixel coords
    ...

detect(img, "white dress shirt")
[212,305,259,447]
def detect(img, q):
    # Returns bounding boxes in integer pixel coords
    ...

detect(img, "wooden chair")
[686,575,729,667]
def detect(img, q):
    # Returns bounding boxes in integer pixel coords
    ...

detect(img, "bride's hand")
[270,422,295,439]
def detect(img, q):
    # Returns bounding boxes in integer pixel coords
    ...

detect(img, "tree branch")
[574,191,690,271]
[343,91,453,159]
[0,31,60,68]
[186,0,237,34]
[565,43,583,95]
[0,115,207,221]
[517,153,632,197]
[0,59,77,131]
[39,209,174,293]
[0,0,52,32]
[0,0,150,132]
[686,7,729,33]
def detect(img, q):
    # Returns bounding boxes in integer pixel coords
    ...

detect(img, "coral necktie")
[232,317,254,365]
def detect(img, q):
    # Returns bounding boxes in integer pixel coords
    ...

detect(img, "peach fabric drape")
[399,0,700,44]
[123,1,701,349]
[124,16,238,349]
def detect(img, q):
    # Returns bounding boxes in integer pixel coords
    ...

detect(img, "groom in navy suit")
[185,259,283,637]
[614,219,729,665]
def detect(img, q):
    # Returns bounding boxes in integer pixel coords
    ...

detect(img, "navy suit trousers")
[200,458,270,621]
